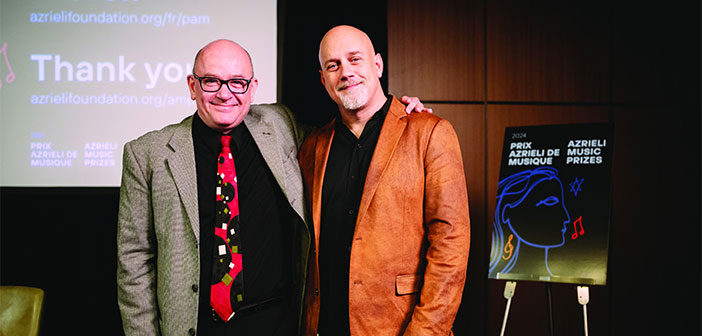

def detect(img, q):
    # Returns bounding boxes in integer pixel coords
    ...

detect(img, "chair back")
[0,286,44,336]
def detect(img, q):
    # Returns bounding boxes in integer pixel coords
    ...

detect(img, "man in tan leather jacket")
[299,25,471,335]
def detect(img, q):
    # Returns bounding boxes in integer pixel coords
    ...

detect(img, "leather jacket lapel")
[312,123,335,252]
[356,98,407,226]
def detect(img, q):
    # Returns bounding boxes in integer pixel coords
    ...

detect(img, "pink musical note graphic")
[0,42,16,89]
[571,215,584,240]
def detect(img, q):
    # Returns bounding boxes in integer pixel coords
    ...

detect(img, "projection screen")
[0,0,277,186]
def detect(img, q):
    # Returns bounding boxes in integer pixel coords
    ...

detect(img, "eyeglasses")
[192,74,253,94]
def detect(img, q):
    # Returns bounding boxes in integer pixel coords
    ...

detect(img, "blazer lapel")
[244,112,287,195]
[312,123,335,251]
[166,117,200,244]
[356,98,407,225]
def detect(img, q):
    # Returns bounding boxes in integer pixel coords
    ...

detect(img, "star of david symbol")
[569,177,584,197]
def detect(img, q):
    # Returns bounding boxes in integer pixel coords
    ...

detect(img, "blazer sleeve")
[270,102,317,146]
[405,119,471,335]
[117,141,161,335]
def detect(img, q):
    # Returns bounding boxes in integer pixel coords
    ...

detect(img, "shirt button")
[347,209,354,215]
[188,328,196,336]
[350,175,356,180]
[191,284,198,292]
[314,288,319,296]
[356,143,363,149]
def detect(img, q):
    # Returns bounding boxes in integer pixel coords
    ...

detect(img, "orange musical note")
[0,42,16,89]
[502,234,514,260]
[571,215,584,240]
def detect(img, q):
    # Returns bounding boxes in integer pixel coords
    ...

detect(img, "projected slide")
[0,0,277,186]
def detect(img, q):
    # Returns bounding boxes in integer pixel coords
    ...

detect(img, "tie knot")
[220,135,232,148]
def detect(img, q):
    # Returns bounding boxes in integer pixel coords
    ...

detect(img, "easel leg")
[577,286,590,336]
[546,283,554,336]
[500,281,517,336]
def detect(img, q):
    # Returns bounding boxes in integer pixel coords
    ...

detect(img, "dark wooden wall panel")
[611,2,701,104]
[610,108,700,334]
[429,104,487,335]
[485,106,610,336]
[387,0,484,101]
[390,1,698,335]
[486,0,610,102]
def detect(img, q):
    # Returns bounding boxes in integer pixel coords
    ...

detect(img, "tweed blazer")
[299,97,471,335]
[117,103,310,336]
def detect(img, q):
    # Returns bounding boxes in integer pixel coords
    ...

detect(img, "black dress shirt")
[318,97,391,335]
[193,113,295,335]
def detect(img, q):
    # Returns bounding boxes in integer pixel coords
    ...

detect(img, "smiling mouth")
[338,82,362,91]
[213,103,238,108]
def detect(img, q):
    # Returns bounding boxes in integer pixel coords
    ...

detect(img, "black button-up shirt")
[193,113,295,335]
[318,97,391,335]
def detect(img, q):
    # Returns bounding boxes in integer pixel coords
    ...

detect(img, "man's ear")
[248,77,258,100]
[319,69,326,86]
[374,53,384,78]
[187,75,197,100]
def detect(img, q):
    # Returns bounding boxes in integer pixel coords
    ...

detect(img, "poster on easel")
[488,123,613,285]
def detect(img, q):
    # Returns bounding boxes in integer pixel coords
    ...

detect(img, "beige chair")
[0,286,44,336]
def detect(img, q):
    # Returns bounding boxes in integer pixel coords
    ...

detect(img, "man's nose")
[340,63,354,80]
[215,84,234,99]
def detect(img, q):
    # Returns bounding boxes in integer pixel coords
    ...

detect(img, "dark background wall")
[1,1,699,335]
[385,0,700,335]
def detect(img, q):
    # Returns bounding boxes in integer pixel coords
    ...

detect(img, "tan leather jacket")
[299,97,470,335]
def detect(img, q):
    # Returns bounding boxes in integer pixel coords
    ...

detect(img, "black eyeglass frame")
[191,73,254,94]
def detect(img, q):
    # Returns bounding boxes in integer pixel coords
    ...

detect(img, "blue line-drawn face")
[489,167,572,278]
[503,178,570,248]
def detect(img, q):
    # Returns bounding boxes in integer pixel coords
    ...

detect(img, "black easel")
[498,281,590,336]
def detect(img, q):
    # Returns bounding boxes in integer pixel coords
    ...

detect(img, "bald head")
[318,25,376,68]
[193,39,254,77]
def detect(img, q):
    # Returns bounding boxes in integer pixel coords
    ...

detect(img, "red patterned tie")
[211,135,244,321]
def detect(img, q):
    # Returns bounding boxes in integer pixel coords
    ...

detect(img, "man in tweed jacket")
[117,40,310,336]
